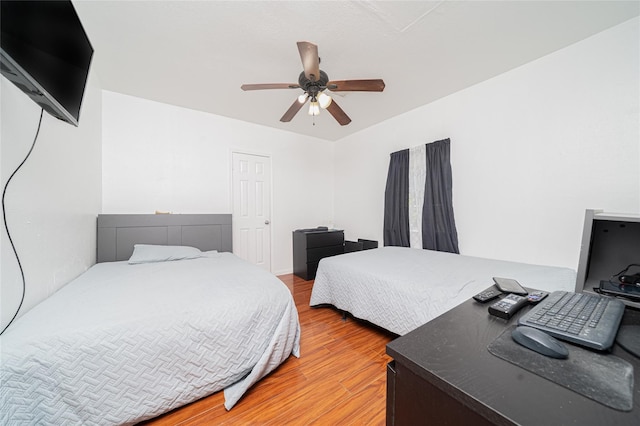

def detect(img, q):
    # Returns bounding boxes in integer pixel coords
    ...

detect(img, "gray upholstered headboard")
[97,214,232,263]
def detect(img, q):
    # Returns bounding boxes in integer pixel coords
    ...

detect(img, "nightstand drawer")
[306,231,344,248]
[307,245,344,263]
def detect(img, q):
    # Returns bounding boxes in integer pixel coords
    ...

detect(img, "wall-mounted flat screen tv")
[0,0,94,126]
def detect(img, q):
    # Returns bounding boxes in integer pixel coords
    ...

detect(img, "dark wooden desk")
[386,293,640,425]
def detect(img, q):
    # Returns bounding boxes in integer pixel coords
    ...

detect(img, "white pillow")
[204,250,221,258]
[128,244,205,264]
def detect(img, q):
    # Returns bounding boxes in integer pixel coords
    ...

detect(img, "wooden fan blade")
[280,97,306,122]
[326,100,351,126]
[326,79,385,92]
[241,83,300,91]
[297,41,320,82]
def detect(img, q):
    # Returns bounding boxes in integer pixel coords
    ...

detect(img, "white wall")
[333,17,640,269]
[101,92,335,275]
[0,73,102,330]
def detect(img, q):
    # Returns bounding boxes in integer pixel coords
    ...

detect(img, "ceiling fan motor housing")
[299,70,329,95]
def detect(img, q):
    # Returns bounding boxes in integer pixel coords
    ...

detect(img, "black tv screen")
[0,0,93,126]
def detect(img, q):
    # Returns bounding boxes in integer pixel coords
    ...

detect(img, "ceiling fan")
[241,41,385,126]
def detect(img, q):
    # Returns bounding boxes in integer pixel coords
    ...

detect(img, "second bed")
[310,246,576,335]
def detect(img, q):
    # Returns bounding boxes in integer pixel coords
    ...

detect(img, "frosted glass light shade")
[308,101,320,116]
[318,92,332,109]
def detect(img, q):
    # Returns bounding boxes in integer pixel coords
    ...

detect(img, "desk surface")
[386,292,640,425]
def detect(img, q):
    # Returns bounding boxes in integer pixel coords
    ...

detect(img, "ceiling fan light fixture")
[308,100,320,116]
[318,91,332,109]
[241,41,384,126]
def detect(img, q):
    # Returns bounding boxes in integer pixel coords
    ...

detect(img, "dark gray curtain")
[383,149,410,246]
[422,138,459,253]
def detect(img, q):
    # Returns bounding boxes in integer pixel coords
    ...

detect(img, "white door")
[232,152,271,271]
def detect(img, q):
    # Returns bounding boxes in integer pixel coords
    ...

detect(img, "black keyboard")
[518,291,625,350]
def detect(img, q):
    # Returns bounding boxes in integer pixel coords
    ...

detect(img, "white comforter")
[310,247,576,335]
[1,252,300,425]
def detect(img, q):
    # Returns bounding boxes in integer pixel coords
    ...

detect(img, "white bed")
[0,215,301,425]
[310,246,576,335]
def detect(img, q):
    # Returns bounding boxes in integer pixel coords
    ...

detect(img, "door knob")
[265,220,270,225]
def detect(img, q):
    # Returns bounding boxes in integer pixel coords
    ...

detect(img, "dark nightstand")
[292,228,344,280]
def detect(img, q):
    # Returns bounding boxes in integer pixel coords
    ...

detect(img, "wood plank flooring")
[143,274,396,425]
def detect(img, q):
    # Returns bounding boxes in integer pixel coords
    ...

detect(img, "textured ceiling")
[73,1,639,141]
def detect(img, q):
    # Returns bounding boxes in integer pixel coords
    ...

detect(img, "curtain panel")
[383,149,410,246]
[422,139,459,253]
[383,138,459,253]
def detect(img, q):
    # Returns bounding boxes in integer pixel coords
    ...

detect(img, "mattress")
[310,247,576,335]
[0,252,300,425]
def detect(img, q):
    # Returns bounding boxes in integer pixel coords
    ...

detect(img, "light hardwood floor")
[143,274,396,425]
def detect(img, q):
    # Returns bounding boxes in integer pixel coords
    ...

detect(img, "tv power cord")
[1,108,44,336]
